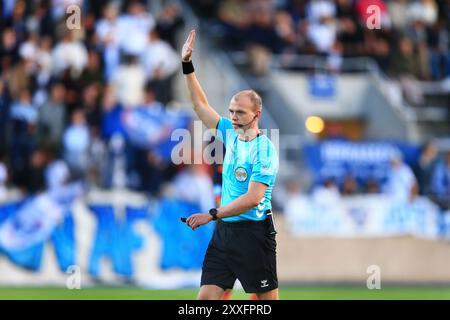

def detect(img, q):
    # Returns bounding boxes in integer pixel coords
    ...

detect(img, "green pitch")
[1,286,450,300]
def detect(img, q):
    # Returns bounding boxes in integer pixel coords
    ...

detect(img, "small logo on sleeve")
[261,165,273,176]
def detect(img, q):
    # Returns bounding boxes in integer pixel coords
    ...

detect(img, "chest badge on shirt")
[234,167,248,182]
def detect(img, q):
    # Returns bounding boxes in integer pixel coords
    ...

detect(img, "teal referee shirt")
[216,117,279,222]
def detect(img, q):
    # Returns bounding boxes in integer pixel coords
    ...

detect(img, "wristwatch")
[209,208,218,221]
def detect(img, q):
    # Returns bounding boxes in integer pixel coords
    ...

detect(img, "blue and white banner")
[284,195,442,238]
[0,183,83,271]
[0,193,213,286]
[303,140,421,184]
[0,194,63,251]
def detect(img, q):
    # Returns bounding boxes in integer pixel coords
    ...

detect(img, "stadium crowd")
[190,0,450,80]
[0,0,449,213]
[0,0,205,199]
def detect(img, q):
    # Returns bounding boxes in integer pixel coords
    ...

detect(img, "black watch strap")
[209,208,218,220]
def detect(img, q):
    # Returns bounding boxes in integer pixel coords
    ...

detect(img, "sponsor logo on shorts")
[261,280,269,288]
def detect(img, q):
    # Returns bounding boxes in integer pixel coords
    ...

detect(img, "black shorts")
[200,218,278,293]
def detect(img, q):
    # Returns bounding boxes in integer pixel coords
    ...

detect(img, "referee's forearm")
[216,194,259,219]
[184,72,219,129]
[185,73,209,109]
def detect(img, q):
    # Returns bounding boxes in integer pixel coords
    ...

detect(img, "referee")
[182,30,279,300]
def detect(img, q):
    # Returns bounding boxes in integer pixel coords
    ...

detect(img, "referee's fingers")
[187,215,195,227]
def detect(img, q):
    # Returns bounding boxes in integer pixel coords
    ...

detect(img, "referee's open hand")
[181,29,196,62]
[186,213,212,231]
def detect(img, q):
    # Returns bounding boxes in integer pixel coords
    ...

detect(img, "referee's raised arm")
[181,30,220,130]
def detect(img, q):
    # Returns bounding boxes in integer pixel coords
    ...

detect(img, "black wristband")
[182,60,194,74]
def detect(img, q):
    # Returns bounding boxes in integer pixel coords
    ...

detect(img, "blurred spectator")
[430,152,450,210]
[81,83,102,130]
[18,32,39,64]
[283,179,310,225]
[364,179,380,194]
[336,0,364,56]
[63,109,90,179]
[217,0,250,50]
[118,1,155,57]
[306,12,337,54]
[45,155,70,192]
[390,37,421,78]
[156,3,185,49]
[32,36,53,106]
[414,141,439,195]
[341,175,359,195]
[390,37,425,106]
[388,0,409,31]
[312,178,340,203]
[100,85,124,140]
[59,67,82,115]
[4,57,32,100]
[4,0,27,43]
[107,133,128,189]
[141,28,179,104]
[128,85,172,195]
[1,0,16,21]
[38,82,66,149]
[111,54,145,108]
[0,153,7,199]
[80,50,104,87]
[0,80,12,154]
[27,148,47,194]
[383,152,418,203]
[407,0,438,27]
[1,28,19,74]
[428,19,450,80]
[51,30,88,77]
[171,163,215,213]
[88,125,107,188]
[95,2,121,82]
[406,18,431,80]
[100,86,126,189]
[9,88,37,187]
[367,35,391,73]
[245,1,282,75]
[25,1,55,38]
[274,10,297,50]
[307,0,336,24]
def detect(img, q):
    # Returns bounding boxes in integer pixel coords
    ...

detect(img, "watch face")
[209,209,217,220]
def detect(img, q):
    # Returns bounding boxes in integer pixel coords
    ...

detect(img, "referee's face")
[228,96,258,131]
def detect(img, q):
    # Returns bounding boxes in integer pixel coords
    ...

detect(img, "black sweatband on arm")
[182,60,195,74]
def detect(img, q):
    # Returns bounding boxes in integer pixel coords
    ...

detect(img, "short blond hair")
[232,90,262,112]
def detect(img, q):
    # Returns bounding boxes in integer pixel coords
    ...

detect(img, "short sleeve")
[250,139,278,186]
[216,117,233,145]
